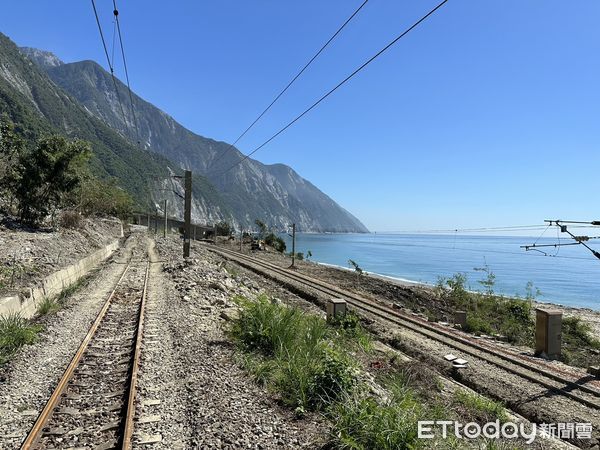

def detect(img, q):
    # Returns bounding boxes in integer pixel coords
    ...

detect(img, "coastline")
[218,239,600,339]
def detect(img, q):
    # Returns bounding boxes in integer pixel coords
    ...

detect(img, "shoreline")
[306,258,600,337]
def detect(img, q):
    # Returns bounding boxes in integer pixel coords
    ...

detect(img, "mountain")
[19,46,368,233]
[19,47,63,69]
[1,33,230,224]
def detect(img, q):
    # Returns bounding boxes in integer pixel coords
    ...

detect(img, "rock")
[208,282,227,292]
[220,308,240,322]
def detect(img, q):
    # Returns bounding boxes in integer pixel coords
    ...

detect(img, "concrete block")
[454,311,467,328]
[588,366,600,377]
[327,298,347,321]
[535,308,562,359]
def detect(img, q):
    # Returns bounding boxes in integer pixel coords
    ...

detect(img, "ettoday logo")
[418,420,593,444]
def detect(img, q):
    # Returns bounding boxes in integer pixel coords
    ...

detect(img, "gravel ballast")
[0,233,141,449]
[132,236,326,449]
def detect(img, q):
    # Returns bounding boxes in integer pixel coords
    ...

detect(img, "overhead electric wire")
[216,0,449,176]
[380,241,599,261]
[90,0,132,141]
[113,0,141,145]
[387,224,552,234]
[208,0,370,172]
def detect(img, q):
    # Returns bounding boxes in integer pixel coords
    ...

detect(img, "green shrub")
[329,389,425,450]
[59,210,82,229]
[563,316,600,349]
[231,295,303,355]
[329,311,372,352]
[0,313,42,364]
[308,346,356,407]
[230,296,357,410]
[464,315,493,335]
[36,298,60,316]
[215,220,234,237]
[265,233,286,253]
[70,176,133,219]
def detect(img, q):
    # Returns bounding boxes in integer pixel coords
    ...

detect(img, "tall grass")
[329,388,425,450]
[36,297,60,316]
[454,389,507,423]
[0,313,42,364]
[230,295,356,411]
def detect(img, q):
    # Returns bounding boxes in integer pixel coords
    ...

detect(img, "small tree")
[306,250,313,260]
[474,264,495,296]
[265,232,286,253]
[348,259,363,275]
[16,135,90,226]
[0,116,26,212]
[348,259,364,287]
[216,220,234,237]
[255,219,267,239]
[70,176,133,219]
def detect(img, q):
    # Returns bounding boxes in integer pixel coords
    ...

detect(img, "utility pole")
[290,223,296,268]
[240,229,243,252]
[147,212,150,232]
[214,224,217,244]
[154,208,158,234]
[163,199,168,238]
[183,170,192,258]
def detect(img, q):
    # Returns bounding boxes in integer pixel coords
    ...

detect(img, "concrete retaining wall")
[0,239,119,319]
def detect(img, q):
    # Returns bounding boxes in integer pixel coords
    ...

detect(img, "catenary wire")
[90,0,132,140]
[113,0,141,145]
[216,0,449,176]
[208,0,370,172]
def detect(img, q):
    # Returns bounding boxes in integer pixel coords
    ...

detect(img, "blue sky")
[2,1,599,232]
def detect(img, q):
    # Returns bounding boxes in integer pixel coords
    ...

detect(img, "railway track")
[21,248,150,450]
[207,244,600,413]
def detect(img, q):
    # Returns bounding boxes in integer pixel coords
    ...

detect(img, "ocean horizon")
[280,232,599,310]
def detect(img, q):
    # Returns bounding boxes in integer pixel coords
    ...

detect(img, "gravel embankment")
[0,233,141,449]
[0,217,122,297]
[210,240,600,448]
[133,236,326,449]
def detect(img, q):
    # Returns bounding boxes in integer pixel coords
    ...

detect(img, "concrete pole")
[155,209,158,234]
[193,225,196,241]
[214,225,217,244]
[240,229,243,252]
[291,223,296,268]
[183,170,192,258]
[147,212,150,232]
[163,199,168,238]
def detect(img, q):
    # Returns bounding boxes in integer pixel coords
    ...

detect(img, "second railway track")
[206,244,600,413]
[21,243,150,450]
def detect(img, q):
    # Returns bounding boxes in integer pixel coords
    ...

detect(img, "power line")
[208,0,370,172]
[216,0,449,176]
[387,242,599,261]
[90,0,134,142]
[522,219,600,260]
[392,224,551,234]
[113,0,141,145]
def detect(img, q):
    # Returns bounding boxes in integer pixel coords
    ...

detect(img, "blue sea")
[280,233,599,310]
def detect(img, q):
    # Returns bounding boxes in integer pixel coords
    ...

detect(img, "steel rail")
[207,245,600,411]
[21,262,132,449]
[122,261,150,449]
[21,256,150,449]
